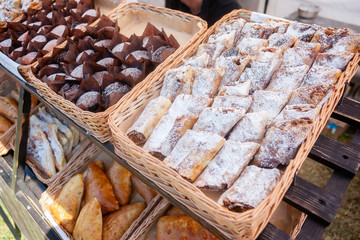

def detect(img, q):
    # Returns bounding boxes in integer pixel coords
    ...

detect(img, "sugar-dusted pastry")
[219,166,282,212]
[216,18,246,35]
[288,84,334,106]
[195,141,260,190]
[263,19,290,34]
[212,95,253,111]
[196,43,225,65]
[281,40,321,67]
[102,202,146,240]
[301,65,342,87]
[131,175,157,205]
[127,96,172,145]
[254,47,283,63]
[249,90,292,121]
[160,66,194,102]
[191,67,224,98]
[236,37,269,56]
[106,162,132,206]
[325,33,360,54]
[84,162,119,214]
[50,174,84,234]
[218,81,251,96]
[215,55,250,87]
[228,111,268,143]
[157,215,218,240]
[164,130,225,182]
[273,104,321,123]
[267,65,309,90]
[208,30,237,49]
[268,33,298,50]
[73,198,102,240]
[239,59,283,93]
[144,95,211,158]
[193,107,245,137]
[286,22,321,42]
[240,22,277,39]
[253,119,314,168]
[311,27,353,52]
[184,52,211,68]
[313,52,354,71]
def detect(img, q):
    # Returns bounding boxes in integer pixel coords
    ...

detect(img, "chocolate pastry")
[102,82,130,108]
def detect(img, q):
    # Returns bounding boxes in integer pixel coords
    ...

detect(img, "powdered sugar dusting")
[288,84,334,105]
[192,67,222,98]
[236,37,269,55]
[212,96,253,111]
[195,141,260,190]
[216,55,249,86]
[301,65,341,87]
[192,107,245,137]
[229,111,268,143]
[218,81,251,96]
[249,90,292,121]
[313,52,354,71]
[219,166,282,210]
[163,130,225,181]
[268,33,298,50]
[267,65,309,90]
[273,104,320,123]
[253,119,313,167]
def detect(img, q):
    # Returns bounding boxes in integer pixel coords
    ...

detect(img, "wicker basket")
[108,9,360,239]
[18,2,207,143]
[9,103,93,185]
[39,145,162,240]
[129,198,307,239]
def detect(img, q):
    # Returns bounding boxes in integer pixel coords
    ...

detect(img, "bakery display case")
[0,1,359,240]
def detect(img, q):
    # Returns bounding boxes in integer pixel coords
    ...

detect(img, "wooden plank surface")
[258,223,293,240]
[333,97,360,124]
[295,217,327,240]
[284,177,341,225]
[309,135,360,175]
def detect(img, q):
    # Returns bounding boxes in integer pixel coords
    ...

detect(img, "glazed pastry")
[192,107,245,137]
[0,96,18,123]
[236,37,269,56]
[253,119,314,168]
[106,162,132,206]
[313,52,354,71]
[131,175,157,205]
[281,40,321,67]
[218,81,251,96]
[301,66,342,87]
[102,202,146,240]
[0,115,12,136]
[191,67,224,98]
[157,215,218,240]
[215,55,249,87]
[164,130,225,182]
[266,65,309,90]
[144,95,211,158]
[73,198,102,240]
[212,95,253,111]
[219,166,282,212]
[288,84,334,106]
[50,174,84,233]
[127,96,172,145]
[286,22,321,42]
[84,162,119,214]
[160,66,194,102]
[28,124,56,178]
[273,104,321,123]
[195,141,260,190]
[249,90,292,121]
[228,111,269,143]
[268,33,298,50]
